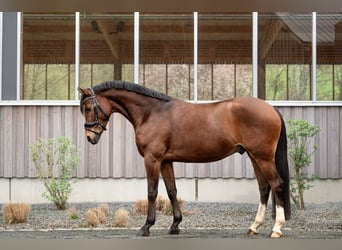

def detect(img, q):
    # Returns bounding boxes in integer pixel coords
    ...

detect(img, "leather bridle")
[81,88,110,135]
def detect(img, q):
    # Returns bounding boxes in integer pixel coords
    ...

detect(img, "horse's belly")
[165,141,237,163]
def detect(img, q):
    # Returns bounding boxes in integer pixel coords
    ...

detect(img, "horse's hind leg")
[161,161,182,235]
[253,158,286,238]
[247,158,271,235]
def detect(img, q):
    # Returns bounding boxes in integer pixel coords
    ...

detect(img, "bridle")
[81,88,110,135]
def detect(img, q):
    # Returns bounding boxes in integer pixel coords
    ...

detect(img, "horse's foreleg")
[161,161,182,235]
[137,155,161,237]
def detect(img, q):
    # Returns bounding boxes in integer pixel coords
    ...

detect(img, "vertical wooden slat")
[3,107,13,177]
[76,109,87,178]
[327,107,340,178]
[40,106,50,139]
[112,114,123,177]
[316,107,328,178]
[28,106,38,177]
[15,107,26,177]
[99,122,110,178]
[124,119,135,178]
[0,108,5,177]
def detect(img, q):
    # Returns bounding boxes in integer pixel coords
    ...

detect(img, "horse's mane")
[92,80,172,102]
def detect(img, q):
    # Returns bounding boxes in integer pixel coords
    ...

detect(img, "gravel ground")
[0,201,341,239]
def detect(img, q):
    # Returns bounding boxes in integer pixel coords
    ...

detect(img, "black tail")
[273,109,291,221]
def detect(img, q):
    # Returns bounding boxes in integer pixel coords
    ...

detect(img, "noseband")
[81,88,110,135]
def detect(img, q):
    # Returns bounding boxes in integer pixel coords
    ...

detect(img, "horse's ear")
[78,87,91,95]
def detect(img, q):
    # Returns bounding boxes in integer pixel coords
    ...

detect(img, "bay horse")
[78,80,291,238]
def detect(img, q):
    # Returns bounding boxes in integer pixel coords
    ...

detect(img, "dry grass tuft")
[113,208,130,227]
[2,203,31,224]
[85,208,99,227]
[98,203,109,217]
[97,208,107,224]
[134,196,185,216]
[67,206,79,220]
[133,199,149,215]
[85,207,107,227]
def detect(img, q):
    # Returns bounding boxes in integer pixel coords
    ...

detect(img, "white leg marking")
[249,202,267,234]
[271,205,285,237]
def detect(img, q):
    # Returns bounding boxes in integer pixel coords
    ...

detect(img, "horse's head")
[78,87,112,145]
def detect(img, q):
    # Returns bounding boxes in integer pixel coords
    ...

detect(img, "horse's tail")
[273,109,291,221]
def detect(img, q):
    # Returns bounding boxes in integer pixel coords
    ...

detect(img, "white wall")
[0,178,341,204]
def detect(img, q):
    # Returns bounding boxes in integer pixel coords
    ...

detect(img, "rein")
[81,88,110,135]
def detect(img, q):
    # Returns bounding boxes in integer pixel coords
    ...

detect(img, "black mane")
[92,80,172,102]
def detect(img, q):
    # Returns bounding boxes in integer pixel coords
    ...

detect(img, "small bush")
[287,119,320,210]
[113,209,130,227]
[2,203,31,224]
[85,206,108,227]
[67,206,79,220]
[30,136,80,210]
[85,208,99,227]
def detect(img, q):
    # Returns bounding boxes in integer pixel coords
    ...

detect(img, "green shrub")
[287,119,320,210]
[30,136,80,210]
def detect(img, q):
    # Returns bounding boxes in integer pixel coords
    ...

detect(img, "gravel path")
[0,201,341,239]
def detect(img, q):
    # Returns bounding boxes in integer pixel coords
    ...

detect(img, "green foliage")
[287,119,320,210]
[30,136,80,210]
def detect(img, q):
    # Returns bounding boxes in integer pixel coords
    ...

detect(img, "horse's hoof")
[169,227,180,235]
[137,229,150,237]
[246,229,258,236]
[270,231,282,238]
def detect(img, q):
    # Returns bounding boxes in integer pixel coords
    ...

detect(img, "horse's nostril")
[87,136,91,142]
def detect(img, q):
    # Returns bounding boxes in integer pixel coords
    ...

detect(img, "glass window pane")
[143,64,166,94]
[93,64,114,84]
[259,13,312,100]
[22,13,75,100]
[46,64,70,100]
[23,64,46,99]
[317,13,342,101]
[167,64,191,99]
[266,64,287,100]
[213,64,235,99]
[335,65,342,100]
[139,14,193,100]
[317,65,333,100]
[198,14,253,100]
[288,64,310,100]
[79,64,92,89]
[80,13,134,87]
[198,64,212,100]
[236,64,253,97]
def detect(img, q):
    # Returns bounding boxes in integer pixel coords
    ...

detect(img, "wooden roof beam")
[259,19,283,59]
[96,20,120,61]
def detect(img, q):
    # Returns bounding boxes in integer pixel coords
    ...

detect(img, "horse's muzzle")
[87,135,98,145]
[86,130,101,145]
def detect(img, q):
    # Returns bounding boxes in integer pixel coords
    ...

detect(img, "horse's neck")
[107,90,156,128]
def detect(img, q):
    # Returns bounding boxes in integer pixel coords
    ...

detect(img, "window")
[198,14,253,100]
[317,13,342,101]
[79,13,134,89]
[139,14,194,100]
[22,13,76,100]
[2,12,342,102]
[260,13,312,101]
